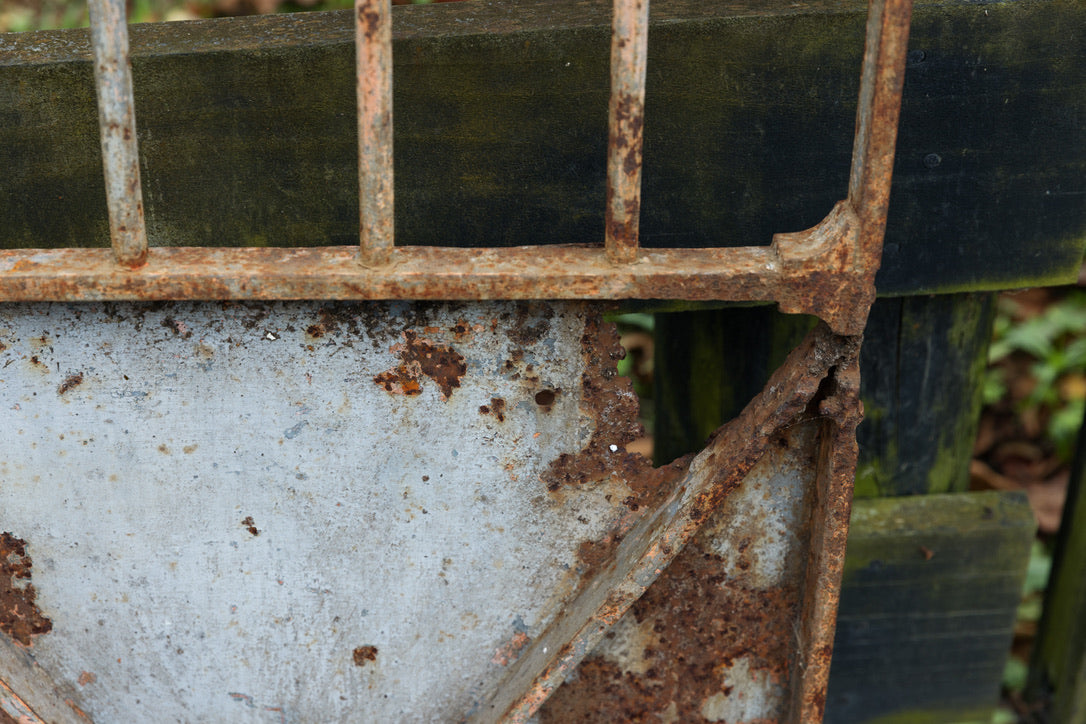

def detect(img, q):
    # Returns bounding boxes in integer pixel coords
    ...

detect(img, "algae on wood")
[826,491,1035,723]
[654,293,994,498]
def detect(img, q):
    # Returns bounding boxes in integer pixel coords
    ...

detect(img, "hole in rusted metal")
[534,389,556,406]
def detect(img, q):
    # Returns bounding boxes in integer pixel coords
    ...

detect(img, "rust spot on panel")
[161,317,192,338]
[492,632,531,667]
[451,319,473,339]
[353,645,378,667]
[241,517,260,536]
[479,397,506,422]
[57,372,83,395]
[373,330,466,400]
[0,533,52,646]
[541,313,648,495]
[78,671,97,686]
[373,368,422,396]
[505,303,554,347]
[541,540,798,723]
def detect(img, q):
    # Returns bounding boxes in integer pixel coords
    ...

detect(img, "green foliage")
[986,291,1086,462]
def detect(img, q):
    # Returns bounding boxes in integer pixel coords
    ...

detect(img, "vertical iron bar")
[847,0,913,260]
[356,0,394,267]
[604,0,649,264]
[88,0,148,268]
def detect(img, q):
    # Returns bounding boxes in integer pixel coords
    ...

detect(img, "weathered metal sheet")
[0,300,656,722]
[0,300,864,723]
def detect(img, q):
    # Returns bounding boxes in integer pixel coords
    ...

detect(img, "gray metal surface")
[0,300,644,722]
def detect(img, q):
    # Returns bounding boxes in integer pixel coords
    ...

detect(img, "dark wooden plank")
[826,491,1035,724]
[653,305,815,464]
[853,293,996,497]
[654,293,995,497]
[1,0,1083,294]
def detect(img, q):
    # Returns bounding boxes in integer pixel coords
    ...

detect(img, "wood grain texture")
[1,0,1083,294]
[826,490,1035,724]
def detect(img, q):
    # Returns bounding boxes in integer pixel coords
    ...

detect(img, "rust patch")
[241,517,260,536]
[574,455,693,579]
[161,317,192,338]
[57,372,83,395]
[0,533,53,647]
[352,645,378,667]
[505,302,554,347]
[373,330,466,400]
[78,671,97,686]
[479,397,506,422]
[541,312,649,497]
[541,539,798,723]
[492,632,531,667]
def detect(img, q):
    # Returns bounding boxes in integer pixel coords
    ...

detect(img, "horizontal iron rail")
[0,199,868,334]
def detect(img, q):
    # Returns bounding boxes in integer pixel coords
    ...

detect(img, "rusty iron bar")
[87,0,148,269]
[356,0,394,267]
[604,0,649,264]
[0,676,46,723]
[0,212,868,336]
[841,0,914,322]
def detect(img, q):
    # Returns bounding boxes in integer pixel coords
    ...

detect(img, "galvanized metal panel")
[0,300,648,722]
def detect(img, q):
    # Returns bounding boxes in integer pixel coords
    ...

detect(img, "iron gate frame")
[0,0,913,720]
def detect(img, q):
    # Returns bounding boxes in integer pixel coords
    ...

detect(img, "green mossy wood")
[654,293,995,498]
[1,0,1084,294]
[827,491,1035,724]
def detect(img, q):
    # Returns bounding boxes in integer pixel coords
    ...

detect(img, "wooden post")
[1028,408,1086,722]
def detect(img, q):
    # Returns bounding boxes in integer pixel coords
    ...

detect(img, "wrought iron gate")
[0,0,912,720]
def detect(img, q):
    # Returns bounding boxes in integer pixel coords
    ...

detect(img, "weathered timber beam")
[827,491,1035,723]
[1,0,1083,295]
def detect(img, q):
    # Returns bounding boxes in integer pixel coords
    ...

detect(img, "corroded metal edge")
[469,325,861,723]
[0,236,867,335]
[0,678,47,724]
